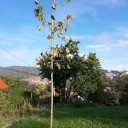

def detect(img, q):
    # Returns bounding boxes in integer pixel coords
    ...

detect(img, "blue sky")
[0,0,128,71]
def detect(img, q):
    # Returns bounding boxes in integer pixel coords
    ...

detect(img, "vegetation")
[0,74,46,126]
[7,105,128,128]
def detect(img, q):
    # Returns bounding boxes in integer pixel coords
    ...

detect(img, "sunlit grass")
[7,105,128,128]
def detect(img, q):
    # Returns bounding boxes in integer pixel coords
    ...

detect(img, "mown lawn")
[7,105,128,128]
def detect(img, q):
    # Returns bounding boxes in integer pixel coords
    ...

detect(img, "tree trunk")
[50,0,55,127]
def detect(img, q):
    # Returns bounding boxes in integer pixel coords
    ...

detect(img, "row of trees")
[36,41,128,106]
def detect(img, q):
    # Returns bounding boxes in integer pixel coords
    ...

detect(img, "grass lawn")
[7,105,128,128]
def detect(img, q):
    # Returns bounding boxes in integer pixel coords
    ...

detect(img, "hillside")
[0,66,40,79]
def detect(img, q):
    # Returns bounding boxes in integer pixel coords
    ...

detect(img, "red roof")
[23,77,41,82]
[0,79,9,89]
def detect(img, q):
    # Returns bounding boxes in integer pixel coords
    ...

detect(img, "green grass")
[7,105,128,128]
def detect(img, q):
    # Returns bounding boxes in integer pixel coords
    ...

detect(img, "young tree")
[33,0,72,127]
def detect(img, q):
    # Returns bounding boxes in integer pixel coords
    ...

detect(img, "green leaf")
[62,37,66,42]
[52,4,56,11]
[66,24,70,28]
[62,65,65,69]
[47,35,51,39]
[40,12,44,17]
[66,47,70,53]
[57,33,60,38]
[33,8,36,12]
[60,2,64,7]
[57,21,63,27]
[56,63,61,70]
[69,15,72,20]
[43,21,46,26]
[67,58,71,63]
[38,5,43,12]
[67,64,71,69]
[64,19,68,23]
[69,39,73,45]
[37,26,41,31]
[65,28,67,32]
[54,27,58,31]
[38,16,43,22]
[51,15,55,20]
[59,47,63,52]
[59,28,63,34]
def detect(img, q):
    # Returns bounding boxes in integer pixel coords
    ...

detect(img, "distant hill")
[0,66,40,79]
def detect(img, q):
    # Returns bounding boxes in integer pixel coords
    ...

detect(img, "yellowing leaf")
[64,19,68,23]
[66,47,70,53]
[54,27,58,31]
[61,55,64,60]
[36,58,38,62]
[39,59,43,64]
[33,62,37,66]
[47,23,52,28]
[40,12,44,17]
[52,4,56,11]
[66,24,70,28]
[37,26,41,31]
[38,16,43,22]
[59,28,63,34]
[55,47,59,52]
[43,21,46,26]
[57,33,60,38]
[60,2,64,7]
[67,15,72,20]
[33,8,36,12]
[35,0,38,4]
[62,37,66,42]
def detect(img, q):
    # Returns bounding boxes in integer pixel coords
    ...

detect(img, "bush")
[105,91,120,106]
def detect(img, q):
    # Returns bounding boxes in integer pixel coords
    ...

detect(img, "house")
[0,79,9,89]
[22,76,50,85]
[22,76,55,95]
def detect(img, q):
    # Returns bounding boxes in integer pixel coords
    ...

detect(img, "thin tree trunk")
[31,88,32,107]
[50,0,55,127]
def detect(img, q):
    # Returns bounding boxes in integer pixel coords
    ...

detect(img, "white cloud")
[87,44,105,48]
[118,40,128,46]
[105,64,128,71]
[91,0,126,7]
[71,35,91,39]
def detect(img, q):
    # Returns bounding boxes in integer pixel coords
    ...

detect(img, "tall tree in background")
[33,0,72,127]
[74,52,103,99]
